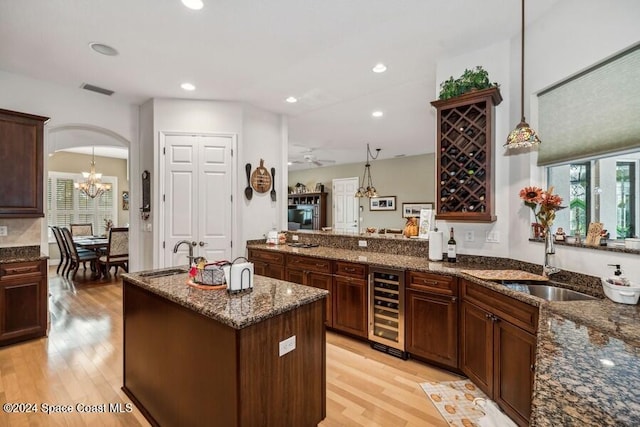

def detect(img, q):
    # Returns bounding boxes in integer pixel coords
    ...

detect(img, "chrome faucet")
[173,240,197,264]
[543,244,561,277]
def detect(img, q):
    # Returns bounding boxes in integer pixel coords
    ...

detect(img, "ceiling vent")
[81,83,114,96]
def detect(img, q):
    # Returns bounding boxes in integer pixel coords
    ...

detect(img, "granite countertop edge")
[0,254,49,263]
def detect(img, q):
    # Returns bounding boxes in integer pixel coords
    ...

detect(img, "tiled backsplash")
[0,218,42,247]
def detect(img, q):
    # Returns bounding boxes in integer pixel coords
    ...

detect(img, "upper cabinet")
[0,109,49,218]
[431,88,502,222]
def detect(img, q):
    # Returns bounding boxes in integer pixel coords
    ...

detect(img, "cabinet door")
[265,264,285,280]
[285,268,305,285]
[459,300,493,395]
[0,276,47,344]
[494,319,536,426]
[332,276,367,337]
[406,290,458,368]
[307,272,333,328]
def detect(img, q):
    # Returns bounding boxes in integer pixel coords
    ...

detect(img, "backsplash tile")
[0,218,42,247]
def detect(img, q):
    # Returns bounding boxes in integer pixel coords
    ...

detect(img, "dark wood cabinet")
[406,271,459,369]
[0,259,48,346]
[0,109,49,218]
[460,279,537,426]
[332,261,367,338]
[286,254,334,327]
[248,249,285,280]
[431,88,502,222]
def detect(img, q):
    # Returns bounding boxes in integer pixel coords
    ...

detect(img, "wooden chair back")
[106,227,129,258]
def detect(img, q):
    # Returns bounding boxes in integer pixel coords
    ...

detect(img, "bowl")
[601,278,640,304]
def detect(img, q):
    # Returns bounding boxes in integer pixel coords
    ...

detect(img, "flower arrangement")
[519,186,565,233]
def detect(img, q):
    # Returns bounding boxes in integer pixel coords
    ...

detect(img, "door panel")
[332,177,359,233]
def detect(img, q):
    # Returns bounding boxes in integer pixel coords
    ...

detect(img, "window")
[47,172,117,239]
[617,162,636,238]
[568,163,590,237]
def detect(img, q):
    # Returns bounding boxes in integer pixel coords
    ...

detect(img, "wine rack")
[431,87,502,222]
[368,267,406,358]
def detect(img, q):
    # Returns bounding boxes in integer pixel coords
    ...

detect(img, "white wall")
[447,0,640,279]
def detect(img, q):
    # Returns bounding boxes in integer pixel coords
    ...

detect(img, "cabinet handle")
[485,313,492,319]
[451,296,457,302]
[315,263,326,268]
[344,267,356,272]
[530,364,535,372]
[421,279,437,285]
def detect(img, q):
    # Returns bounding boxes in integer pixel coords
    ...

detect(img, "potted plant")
[438,66,499,100]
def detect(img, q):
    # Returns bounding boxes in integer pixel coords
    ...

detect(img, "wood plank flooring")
[0,268,460,426]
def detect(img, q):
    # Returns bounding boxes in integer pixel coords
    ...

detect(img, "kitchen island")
[121,269,328,427]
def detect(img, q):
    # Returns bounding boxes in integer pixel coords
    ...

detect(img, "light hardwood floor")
[0,268,460,426]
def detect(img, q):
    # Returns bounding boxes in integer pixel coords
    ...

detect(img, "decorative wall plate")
[251,159,272,193]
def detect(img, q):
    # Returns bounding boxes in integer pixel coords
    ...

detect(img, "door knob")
[199,241,207,247]
[191,241,197,246]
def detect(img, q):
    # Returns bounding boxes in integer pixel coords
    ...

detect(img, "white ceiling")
[0,0,561,167]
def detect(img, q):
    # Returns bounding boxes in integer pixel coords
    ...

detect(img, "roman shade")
[537,44,640,166]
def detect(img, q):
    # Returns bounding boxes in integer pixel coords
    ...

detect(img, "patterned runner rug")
[420,379,488,426]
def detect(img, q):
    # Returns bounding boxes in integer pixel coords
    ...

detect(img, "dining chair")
[60,227,98,279]
[50,226,69,275]
[97,227,129,278]
[70,223,93,237]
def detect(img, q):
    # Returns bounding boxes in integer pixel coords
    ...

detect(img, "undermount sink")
[503,283,598,302]
[138,268,187,278]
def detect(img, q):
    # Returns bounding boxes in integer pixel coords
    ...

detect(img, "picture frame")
[402,202,433,218]
[370,196,396,211]
[122,191,129,211]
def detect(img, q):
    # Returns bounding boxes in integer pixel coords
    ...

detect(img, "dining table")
[74,236,109,279]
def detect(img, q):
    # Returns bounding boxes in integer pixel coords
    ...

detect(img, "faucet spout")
[173,240,196,263]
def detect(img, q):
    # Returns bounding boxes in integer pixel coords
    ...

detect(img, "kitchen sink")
[503,283,598,301]
[138,268,187,278]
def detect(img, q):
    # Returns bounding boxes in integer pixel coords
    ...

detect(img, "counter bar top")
[122,268,328,329]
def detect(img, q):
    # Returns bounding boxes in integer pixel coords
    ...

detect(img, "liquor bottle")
[447,227,457,263]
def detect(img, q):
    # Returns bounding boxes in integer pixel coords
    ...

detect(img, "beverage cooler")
[368,267,406,359]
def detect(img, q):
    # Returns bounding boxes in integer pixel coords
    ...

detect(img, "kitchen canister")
[428,230,444,261]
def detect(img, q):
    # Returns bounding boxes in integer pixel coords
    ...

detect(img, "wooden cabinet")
[460,279,537,426]
[287,192,328,230]
[431,88,502,222]
[0,260,48,346]
[406,271,458,369]
[248,249,285,280]
[286,254,333,327]
[332,261,368,338]
[0,109,49,218]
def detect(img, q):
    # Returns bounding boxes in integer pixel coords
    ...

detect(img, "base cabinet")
[333,275,367,338]
[247,249,285,280]
[0,260,48,346]
[286,255,334,328]
[460,280,537,427]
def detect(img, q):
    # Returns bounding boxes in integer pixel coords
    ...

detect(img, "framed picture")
[370,196,396,211]
[402,202,433,218]
[122,191,129,211]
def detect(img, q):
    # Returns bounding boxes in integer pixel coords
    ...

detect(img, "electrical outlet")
[279,335,296,356]
[0,226,7,236]
[358,240,368,247]
[464,231,474,242]
[292,235,299,241]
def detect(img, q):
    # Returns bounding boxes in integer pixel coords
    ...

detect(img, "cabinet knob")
[451,296,457,302]
[530,364,535,372]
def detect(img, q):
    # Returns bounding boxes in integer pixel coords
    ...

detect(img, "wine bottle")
[447,227,457,263]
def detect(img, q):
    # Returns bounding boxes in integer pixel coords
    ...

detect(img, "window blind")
[537,44,640,166]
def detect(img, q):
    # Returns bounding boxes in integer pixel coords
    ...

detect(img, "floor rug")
[420,379,488,427]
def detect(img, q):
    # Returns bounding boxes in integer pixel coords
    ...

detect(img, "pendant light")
[355,143,381,198]
[74,147,112,198]
[505,0,541,149]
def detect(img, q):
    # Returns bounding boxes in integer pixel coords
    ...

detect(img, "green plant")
[438,66,499,100]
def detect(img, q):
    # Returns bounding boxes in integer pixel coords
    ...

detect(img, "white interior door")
[332,177,359,233]
[163,134,233,267]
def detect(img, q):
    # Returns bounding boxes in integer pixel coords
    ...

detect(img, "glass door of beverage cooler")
[368,267,405,357]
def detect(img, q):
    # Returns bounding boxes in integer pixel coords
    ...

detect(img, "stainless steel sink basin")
[503,283,598,301]
[138,268,187,278]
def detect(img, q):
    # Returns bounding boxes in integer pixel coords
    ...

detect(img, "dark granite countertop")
[121,268,328,330]
[248,242,640,425]
[0,245,48,263]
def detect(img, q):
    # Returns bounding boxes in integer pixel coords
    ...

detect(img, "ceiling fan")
[290,153,336,167]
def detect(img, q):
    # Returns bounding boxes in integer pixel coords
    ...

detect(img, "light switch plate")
[292,235,299,241]
[464,231,474,242]
[279,335,296,356]
[485,231,500,243]
[0,226,7,236]
[358,240,368,247]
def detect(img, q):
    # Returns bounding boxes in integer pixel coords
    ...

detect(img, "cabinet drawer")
[286,255,332,274]
[0,260,45,281]
[407,271,458,296]
[461,280,538,334]
[335,261,367,279]
[248,249,284,265]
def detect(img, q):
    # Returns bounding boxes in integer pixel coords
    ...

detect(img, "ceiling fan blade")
[313,160,323,167]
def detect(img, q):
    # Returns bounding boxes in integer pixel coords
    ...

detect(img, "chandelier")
[355,143,381,198]
[505,0,541,149]
[74,147,112,198]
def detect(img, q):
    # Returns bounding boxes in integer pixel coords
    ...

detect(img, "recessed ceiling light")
[286,96,298,103]
[89,42,118,56]
[181,0,204,10]
[181,82,196,91]
[372,63,387,73]
[372,111,384,118]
